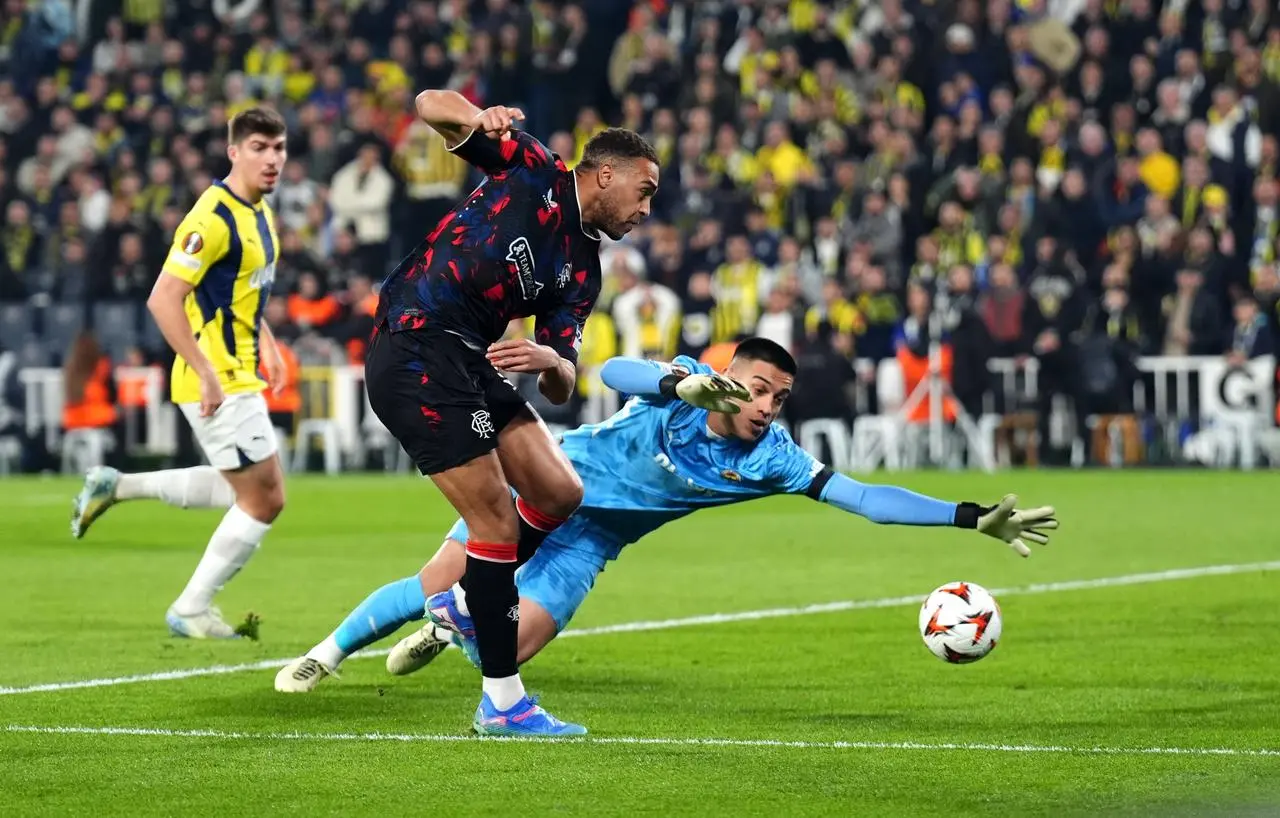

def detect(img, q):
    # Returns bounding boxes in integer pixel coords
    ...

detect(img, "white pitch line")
[5,724,1280,757]
[2,559,1279,697]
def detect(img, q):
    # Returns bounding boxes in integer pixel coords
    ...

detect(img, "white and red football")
[918,581,1002,664]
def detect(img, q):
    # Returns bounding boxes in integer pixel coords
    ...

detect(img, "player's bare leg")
[494,411,583,563]
[70,465,236,538]
[166,456,285,640]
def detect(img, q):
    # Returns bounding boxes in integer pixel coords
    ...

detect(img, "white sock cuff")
[450,582,470,617]
[223,504,272,543]
[306,635,347,671]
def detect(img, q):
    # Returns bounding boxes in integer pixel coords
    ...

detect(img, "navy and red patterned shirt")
[376,128,602,364]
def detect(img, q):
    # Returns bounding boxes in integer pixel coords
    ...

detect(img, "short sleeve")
[534,301,589,366]
[535,255,604,365]
[162,209,229,286]
[534,278,597,367]
[447,128,556,176]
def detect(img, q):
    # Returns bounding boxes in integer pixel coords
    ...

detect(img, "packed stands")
[1,0,1277,474]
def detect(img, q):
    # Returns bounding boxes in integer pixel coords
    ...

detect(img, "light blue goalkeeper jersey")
[559,356,823,547]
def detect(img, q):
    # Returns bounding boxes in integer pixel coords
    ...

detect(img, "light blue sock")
[332,576,427,655]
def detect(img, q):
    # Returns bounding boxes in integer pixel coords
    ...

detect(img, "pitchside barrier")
[3,356,1275,475]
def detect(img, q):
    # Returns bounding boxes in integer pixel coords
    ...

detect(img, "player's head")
[227,107,287,196]
[575,128,660,240]
[718,337,797,442]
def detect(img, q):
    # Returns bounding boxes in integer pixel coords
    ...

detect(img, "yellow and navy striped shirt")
[162,180,280,404]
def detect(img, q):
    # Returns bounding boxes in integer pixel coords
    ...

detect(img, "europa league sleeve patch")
[182,231,204,254]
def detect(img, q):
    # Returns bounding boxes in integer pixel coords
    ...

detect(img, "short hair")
[228,107,286,144]
[732,337,797,376]
[577,127,659,170]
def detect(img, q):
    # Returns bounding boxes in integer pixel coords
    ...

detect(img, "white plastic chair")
[797,419,851,472]
[291,419,342,475]
[61,428,114,474]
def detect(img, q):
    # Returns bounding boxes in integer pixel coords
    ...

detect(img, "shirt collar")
[570,171,602,241]
[214,178,262,211]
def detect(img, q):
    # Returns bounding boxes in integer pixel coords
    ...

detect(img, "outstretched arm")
[811,471,961,526]
[809,471,1058,557]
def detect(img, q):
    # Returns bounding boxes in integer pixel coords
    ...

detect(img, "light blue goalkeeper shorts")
[444,513,623,632]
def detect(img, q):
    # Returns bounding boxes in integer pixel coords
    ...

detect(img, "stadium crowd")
[1,0,1279,469]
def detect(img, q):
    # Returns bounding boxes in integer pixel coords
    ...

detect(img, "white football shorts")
[179,392,279,471]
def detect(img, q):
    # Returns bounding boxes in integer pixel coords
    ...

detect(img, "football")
[918,581,1003,664]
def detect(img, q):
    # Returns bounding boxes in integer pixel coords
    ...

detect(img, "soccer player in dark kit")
[358,89,658,736]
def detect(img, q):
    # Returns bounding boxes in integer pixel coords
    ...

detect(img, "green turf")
[2,471,1279,816]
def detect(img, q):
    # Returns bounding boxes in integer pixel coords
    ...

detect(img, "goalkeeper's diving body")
[276,337,1058,697]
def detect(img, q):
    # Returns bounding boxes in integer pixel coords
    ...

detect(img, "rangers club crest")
[471,409,495,439]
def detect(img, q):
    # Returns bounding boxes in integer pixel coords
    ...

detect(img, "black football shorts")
[365,327,530,475]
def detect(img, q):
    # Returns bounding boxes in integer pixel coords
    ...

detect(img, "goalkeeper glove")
[659,372,750,414]
[954,494,1058,557]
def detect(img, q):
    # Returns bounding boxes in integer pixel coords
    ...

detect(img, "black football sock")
[463,544,520,682]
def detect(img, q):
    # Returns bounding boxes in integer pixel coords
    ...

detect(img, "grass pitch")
[2,470,1278,816]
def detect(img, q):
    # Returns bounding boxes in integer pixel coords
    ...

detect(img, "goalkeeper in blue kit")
[276,338,1058,727]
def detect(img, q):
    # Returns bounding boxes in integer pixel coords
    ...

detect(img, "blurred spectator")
[262,336,302,435]
[330,142,395,273]
[96,231,151,301]
[1077,283,1145,458]
[1226,295,1274,365]
[789,323,857,428]
[712,234,765,344]
[0,344,25,456]
[61,330,117,438]
[894,280,957,426]
[393,119,468,258]
[342,274,379,364]
[853,266,901,364]
[677,270,716,361]
[942,265,992,420]
[263,296,300,345]
[288,272,341,335]
[274,161,321,234]
[1161,268,1222,356]
[0,199,39,298]
[979,263,1026,359]
[612,256,679,361]
[755,283,802,354]
[1023,238,1086,464]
